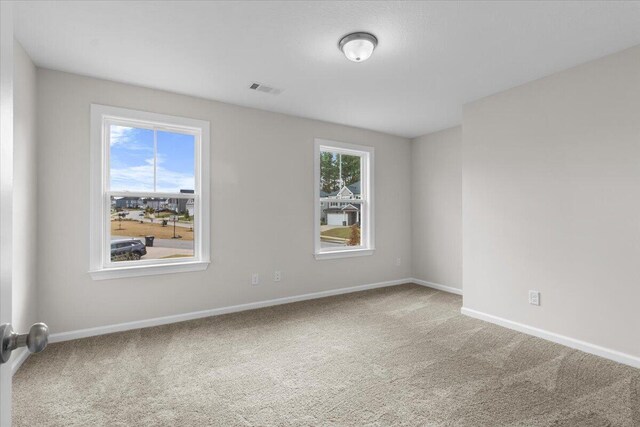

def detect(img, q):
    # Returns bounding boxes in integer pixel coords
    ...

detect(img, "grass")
[155,212,174,218]
[320,227,353,239]
[111,220,194,241]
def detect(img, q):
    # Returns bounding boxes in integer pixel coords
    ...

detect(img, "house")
[114,196,142,209]
[325,203,360,226]
[167,189,195,214]
[186,199,195,217]
[5,2,640,427]
[143,197,169,211]
[321,181,361,225]
[179,190,195,213]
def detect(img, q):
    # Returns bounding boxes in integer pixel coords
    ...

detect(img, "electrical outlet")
[274,270,281,282]
[396,257,402,266]
[251,273,259,286]
[529,290,540,306]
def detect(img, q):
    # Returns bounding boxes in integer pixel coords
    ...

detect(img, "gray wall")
[462,45,640,358]
[36,69,412,334]
[12,41,38,335]
[410,127,462,290]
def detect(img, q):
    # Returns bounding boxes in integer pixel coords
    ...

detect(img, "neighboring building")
[179,189,194,213]
[165,199,179,212]
[114,197,142,209]
[166,189,194,213]
[144,197,168,211]
[325,203,360,226]
[320,181,361,226]
[186,199,195,217]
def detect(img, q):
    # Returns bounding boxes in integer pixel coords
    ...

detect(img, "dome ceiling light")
[338,32,378,63]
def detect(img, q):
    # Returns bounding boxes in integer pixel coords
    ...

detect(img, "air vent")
[249,82,283,95]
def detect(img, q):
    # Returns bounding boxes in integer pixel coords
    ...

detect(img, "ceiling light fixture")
[338,32,378,63]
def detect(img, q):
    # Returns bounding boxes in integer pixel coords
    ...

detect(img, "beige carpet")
[13,284,640,426]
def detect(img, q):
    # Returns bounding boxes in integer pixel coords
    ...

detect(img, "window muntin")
[90,105,210,278]
[314,139,374,259]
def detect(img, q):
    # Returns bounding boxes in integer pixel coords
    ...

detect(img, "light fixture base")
[338,32,378,62]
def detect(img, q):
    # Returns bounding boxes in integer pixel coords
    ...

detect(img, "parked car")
[110,239,147,261]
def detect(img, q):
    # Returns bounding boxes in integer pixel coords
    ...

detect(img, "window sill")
[314,248,375,260]
[90,260,210,280]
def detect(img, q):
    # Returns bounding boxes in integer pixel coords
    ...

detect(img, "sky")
[110,125,195,193]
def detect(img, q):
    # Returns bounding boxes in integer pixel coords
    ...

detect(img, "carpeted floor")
[13,284,640,426]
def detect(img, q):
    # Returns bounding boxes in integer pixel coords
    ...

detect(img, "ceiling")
[14,1,640,138]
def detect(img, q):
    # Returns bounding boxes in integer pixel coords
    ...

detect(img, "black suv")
[111,239,147,261]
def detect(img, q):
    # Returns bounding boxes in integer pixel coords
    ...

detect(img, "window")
[90,105,210,279]
[314,138,374,260]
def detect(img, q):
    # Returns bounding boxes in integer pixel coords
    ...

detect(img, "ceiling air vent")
[249,82,283,95]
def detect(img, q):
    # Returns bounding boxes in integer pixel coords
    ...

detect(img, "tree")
[320,151,339,194]
[320,152,361,194]
[117,212,126,230]
[340,154,361,187]
[348,223,360,246]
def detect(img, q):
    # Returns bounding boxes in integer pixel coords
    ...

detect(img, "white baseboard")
[11,348,29,376]
[461,307,640,369]
[50,278,413,343]
[411,278,463,295]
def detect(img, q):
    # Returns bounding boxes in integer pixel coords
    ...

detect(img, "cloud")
[110,125,153,151]
[111,161,194,193]
[110,128,194,193]
[156,167,195,193]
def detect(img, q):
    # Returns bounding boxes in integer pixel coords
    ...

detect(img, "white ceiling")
[14,1,640,138]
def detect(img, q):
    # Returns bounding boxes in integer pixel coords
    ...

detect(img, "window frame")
[314,138,375,260]
[90,104,210,279]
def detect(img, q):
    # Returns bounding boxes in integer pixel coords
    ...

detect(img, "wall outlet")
[274,270,282,282]
[396,257,402,266]
[529,290,540,306]
[251,273,259,286]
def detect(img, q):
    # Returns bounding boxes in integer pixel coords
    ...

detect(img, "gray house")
[114,197,142,209]
[320,181,361,226]
[176,189,194,213]
[143,197,168,211]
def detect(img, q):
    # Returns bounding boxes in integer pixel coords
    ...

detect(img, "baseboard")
[461,307,640,369]
[11,347,29,376]
[50,278,412,343]
[411,278,463,295]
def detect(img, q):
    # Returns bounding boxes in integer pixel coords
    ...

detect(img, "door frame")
[0,2,15,426]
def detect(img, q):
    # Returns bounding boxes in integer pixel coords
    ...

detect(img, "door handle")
[0,323,49,364]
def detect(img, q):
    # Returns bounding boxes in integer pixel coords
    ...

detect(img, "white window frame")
[314,138,375,260]
[89,104,210,279]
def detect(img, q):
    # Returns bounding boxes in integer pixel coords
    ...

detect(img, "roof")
[327,182,360,198]
[347,181,360,195]
[325,203,360,213]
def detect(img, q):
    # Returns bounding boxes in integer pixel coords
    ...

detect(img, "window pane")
[319,200,362,248]
[319,149,363,248]
[156,131,195,193]
[109,125,154,191]
[110,196,195,262]
[319,151,361,197]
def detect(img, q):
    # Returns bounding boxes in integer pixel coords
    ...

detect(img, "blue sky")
[110,125,195,192]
